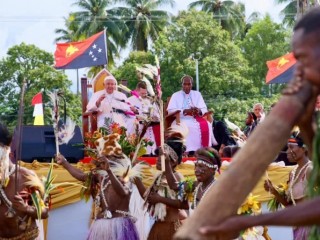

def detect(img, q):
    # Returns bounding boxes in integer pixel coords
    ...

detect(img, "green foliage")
[0,43,81,129]
[154,10,257,100]
[239,16,291,95]
[114,51,156,90]
[55,0,126,67]
[308,112,320,239]
[188,0,247,40]
[275,0,319,27]
[207,94,281,128]
[110,0,174,51]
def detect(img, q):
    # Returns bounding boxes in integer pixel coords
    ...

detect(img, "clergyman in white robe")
[167,90,217,152]
[86,90,131,128]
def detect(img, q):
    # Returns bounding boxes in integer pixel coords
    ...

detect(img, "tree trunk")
[174,82,313,240]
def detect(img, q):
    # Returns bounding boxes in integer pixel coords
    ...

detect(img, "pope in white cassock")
[86,75,136,128]
[167,75,217,154]
[127,82,160,155]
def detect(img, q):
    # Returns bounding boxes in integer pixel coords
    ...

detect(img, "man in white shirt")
[167,75,216,154]
[86,75,135,128]
[128,82,160,155]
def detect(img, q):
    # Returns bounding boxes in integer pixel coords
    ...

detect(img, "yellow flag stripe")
[34,115,44,125]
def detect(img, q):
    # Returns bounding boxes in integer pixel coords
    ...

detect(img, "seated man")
[243,112,257,138]
[167,75,216,154]
[127,81,160,155]
[86,75,136,128]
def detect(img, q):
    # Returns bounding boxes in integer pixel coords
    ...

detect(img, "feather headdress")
[110,158,145,183]
[224,118,246,147]
[143,64,158,77]
[166,122,189,143]
[224,118,245,138]
[58,117,76,145]
[117,84,140,99]
[136,66,155,96]
[47,90,60,154]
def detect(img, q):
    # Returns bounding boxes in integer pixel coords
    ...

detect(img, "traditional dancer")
[0,123,49,239]
[134,125,189,239]
[56,135,140,240]
[264,134,312,239]
[164,147,221,210]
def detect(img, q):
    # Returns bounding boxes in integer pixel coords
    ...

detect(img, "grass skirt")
[87,217,139,240]
[293,226,310,240]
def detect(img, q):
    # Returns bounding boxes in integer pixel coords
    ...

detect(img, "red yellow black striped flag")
[265,52,296,84]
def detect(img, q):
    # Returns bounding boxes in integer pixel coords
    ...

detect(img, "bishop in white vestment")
[167,76,217,153]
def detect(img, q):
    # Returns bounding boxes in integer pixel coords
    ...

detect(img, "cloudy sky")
[0,0,285,91]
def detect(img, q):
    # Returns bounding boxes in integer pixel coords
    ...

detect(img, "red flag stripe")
[54,31,105,68]
[32,92,43,105]
[266,52,296,83]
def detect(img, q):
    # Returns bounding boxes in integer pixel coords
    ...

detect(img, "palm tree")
[241,11,262,37]
[188,0,246,39]
[55,0,125,66]
[109,0,175,51]
[276,0,319,26]
[55,13,84,42]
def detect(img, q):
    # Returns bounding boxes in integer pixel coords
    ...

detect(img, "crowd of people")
[1,6,320,240]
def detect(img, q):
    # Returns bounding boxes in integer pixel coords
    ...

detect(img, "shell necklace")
[193,179,215,209]
[289,160,311,205]
[100,175,112,219]
[0,165,16,218]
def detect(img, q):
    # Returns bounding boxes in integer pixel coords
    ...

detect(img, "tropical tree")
[154,10,256,100]
[239,15,291,95]
[114,51,156,90]
[110,0,175,51]
[0,43,81,129]
[188,0,246,39]
[55,13,86,42]
[276,0,319,26]
[55,0,125,66]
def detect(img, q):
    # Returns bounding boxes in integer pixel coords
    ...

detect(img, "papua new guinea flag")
[54,30,107,69]
[265,52,296,84]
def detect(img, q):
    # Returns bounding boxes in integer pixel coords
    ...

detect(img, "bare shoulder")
[306,163,313,179]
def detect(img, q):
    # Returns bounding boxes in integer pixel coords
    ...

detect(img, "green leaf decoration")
[30,192,42,220]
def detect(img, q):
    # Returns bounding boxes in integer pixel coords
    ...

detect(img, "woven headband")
[163,143,178,163]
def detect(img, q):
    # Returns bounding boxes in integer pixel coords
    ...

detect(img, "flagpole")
[155,56,165,171]
[76,69,79,94]
[15,79,27,193]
